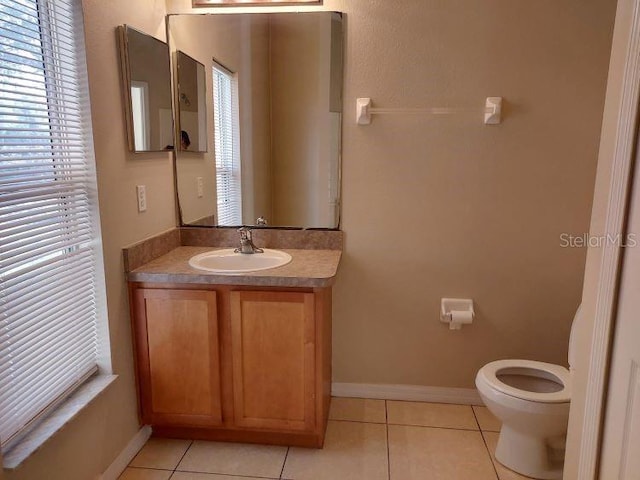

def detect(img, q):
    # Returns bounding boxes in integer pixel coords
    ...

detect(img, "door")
[133,288,222,427]
[230,290,315,432]
[599,137,640,478]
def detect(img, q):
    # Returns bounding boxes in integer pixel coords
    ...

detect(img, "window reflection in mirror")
[212,62,242,225]
[169,12,343,229]
[118,25,173,153]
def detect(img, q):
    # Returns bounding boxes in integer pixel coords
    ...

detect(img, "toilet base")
[495,425,564,480]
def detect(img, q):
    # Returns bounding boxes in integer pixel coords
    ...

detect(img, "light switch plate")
[136,185,147,212]
[197,177,204,198]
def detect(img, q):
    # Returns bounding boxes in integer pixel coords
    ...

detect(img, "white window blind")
[0,0,102,450]
[212,63,241,225]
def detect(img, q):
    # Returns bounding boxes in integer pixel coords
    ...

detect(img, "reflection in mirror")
[117,25,173,152]
[168,12,343,228]
[176,51,207,152]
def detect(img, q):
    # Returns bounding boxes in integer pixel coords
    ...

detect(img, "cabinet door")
[230,291,315,431]
[133,289,222,426]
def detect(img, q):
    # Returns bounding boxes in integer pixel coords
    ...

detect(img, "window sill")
[2,374,118,470]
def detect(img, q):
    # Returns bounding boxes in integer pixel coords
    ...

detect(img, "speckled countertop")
[128,246,341,288]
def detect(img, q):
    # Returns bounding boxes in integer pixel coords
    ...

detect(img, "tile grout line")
[279,446,290,479]
[384,422,479,431]
[472,407,500,480]
[126,466,174,472]
[171,439,194,476]
[330,417,481,431]
[329,418,386,425]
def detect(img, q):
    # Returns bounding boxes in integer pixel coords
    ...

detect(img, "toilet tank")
[568,304,583,370]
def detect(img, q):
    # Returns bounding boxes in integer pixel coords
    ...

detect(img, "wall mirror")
[117,25,173,152]
[168,11,343,228]
[176,51,207,152]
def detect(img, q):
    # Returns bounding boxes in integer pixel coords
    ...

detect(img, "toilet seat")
[477,359,571,403]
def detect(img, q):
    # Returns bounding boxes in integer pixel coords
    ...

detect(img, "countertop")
[128,246,342,288]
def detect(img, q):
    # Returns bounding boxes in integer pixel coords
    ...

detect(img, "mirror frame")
[117,25,174,153]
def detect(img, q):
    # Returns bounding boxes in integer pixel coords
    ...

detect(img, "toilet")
[475,306,581,480]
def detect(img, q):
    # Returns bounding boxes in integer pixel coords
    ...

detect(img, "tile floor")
[120,398,530,480]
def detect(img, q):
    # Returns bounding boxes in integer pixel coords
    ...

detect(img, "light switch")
[136,185,147,212]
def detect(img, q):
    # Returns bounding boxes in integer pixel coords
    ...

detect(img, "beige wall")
[4,1,175,479]
[270,13,334,227]
[247,18,274,222]
[331,0,613,388]
[564,0,637,477]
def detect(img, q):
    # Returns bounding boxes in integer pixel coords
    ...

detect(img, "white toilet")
[475,306,581,480]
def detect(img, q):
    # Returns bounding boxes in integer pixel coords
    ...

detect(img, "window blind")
[0,0,101,450]
[212,64,241,225]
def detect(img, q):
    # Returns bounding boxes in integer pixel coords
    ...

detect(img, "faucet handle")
[238,226,251,240]
[235,226,263,254]
[256,216,268,226]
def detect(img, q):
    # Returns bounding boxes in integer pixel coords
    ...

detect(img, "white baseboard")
[331,382,484,406]
[100,425,151,480]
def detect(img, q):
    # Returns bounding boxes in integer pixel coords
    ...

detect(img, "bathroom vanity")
[120,6,344,450]
[124,231,341,448]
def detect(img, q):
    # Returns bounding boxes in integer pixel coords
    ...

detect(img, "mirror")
[176,51,207,152]
[168,12,343,228]
[117,25,173,152]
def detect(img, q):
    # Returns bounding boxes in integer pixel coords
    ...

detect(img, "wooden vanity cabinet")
[131,289,223,427]
[129,283,332,448]
[230,291,316,432]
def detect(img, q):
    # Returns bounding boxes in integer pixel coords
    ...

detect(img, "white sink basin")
[188,248,292,274]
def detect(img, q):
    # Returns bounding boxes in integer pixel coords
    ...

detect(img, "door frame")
[577,0,640,477]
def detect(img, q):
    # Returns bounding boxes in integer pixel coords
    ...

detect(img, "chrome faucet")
[234,227,264,254]
[256,216,268,226]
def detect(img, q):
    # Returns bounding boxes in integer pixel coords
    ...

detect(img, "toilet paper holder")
[440,298,475,330]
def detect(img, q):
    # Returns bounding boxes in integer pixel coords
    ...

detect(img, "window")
[0,0,105,451]
[212,62,241,225]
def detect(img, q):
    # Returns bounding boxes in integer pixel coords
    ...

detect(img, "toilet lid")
[478,359,571,403]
